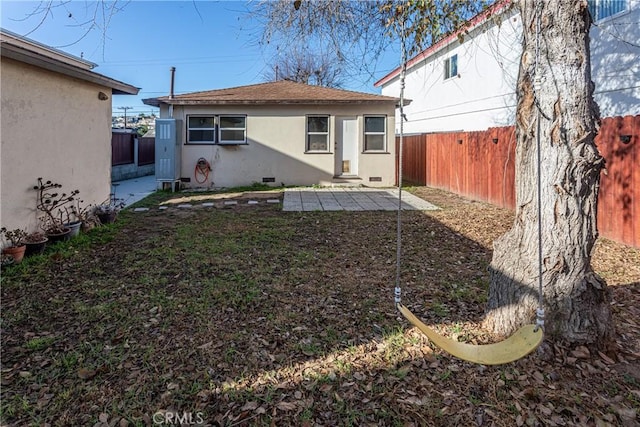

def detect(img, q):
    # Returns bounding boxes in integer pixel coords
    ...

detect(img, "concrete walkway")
[112,174,157,207]
[282,188,438,211]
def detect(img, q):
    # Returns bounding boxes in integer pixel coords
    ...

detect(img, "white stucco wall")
[159,104,396,189]
[590,3,640,117]
[0,58,113,233]
[381,2,640,133]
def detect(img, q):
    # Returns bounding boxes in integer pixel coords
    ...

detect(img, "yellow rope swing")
[393,10,545,365]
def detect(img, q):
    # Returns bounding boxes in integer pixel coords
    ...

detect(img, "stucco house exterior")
[0,29,139,232]
[375,0,640,134]
[143,80,400,189]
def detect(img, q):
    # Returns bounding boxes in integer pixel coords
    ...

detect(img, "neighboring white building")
[375,0,640,134]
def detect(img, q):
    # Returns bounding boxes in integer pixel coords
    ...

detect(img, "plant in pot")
[34,178,79,243]
[23,231,48,257]
[62,199,94,237]
[1,253,15,268]
[0,227,28,264]
[94,196,125,225]
[72,201,101,232]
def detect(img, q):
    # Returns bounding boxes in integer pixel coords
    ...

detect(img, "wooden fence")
[399,115,639,248]
[111,133,155,166]
[138,136,155,166]
[111,132,135,166]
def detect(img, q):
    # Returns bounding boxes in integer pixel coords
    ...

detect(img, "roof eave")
[144,99,401,107]
[1,42,139,95]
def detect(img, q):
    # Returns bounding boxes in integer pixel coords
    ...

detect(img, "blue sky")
[1,1,399,117]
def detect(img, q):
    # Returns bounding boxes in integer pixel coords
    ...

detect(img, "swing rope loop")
[535,308,545,332]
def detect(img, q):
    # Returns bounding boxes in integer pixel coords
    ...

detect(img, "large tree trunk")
[483,0,614,349]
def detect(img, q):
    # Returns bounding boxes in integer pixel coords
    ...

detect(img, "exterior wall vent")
[262,177,275,183]
[369,177,382,182]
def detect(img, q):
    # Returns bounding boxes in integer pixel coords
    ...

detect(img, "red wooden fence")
[399,115,639,248]
[596,116,639,248]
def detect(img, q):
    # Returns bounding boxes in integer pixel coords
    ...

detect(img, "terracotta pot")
[2,245,26,264]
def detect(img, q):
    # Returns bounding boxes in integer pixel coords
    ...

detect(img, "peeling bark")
[483,0,614,349]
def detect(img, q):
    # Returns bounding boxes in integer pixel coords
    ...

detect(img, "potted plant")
[23,231,48,257]
[94,196,125,225]
[73,201,101,232]
[1,253,15,268]
[34,178,79,242]
[1,227,28,264]
[62,199,92,237]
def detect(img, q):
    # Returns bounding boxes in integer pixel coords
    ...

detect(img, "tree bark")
[483,0,614,349]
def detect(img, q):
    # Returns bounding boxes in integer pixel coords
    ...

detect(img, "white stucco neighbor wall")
[590,3,640,117]
[159,104,396,189]
[380,2,640,133]
[0,58,112,232]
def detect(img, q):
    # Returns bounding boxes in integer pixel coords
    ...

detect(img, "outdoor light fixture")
[457,139,463,145]
[619,135,632,144]
[98,91,109,101]
[492,138,499,144]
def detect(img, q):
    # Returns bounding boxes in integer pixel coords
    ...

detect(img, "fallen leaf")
[77,367,96,380]
[240,401,259,411]
[276,401,296,411]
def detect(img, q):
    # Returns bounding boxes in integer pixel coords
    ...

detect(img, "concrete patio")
[282,188,439,211]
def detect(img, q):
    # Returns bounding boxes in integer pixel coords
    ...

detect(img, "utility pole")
[118,106,132,129]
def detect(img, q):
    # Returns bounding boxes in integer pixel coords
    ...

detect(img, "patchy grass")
[1,187,638,426]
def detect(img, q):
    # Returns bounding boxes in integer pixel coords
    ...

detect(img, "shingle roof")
[142,80,401,107]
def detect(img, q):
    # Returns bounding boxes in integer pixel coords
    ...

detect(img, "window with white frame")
[444,54,458,80]
[588,0,627,21]
[187,116,216,144]
[219,115,247,144]
[306,115,330,152]
[187,115,247,145]
[364,116,386,152]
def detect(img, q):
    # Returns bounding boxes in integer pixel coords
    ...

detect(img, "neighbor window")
[187,116,215,143]
[307,115,330,152]
[219,115,247,144]
[444,54,458,80]
[364,116,386,152]
[588,0,627,21]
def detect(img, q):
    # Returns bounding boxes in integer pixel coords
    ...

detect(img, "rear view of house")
[143,80,400,189]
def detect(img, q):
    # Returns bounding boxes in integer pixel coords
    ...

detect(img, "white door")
[335,117,358,176]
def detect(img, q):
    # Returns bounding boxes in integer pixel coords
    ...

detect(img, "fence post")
[134,136,139,167]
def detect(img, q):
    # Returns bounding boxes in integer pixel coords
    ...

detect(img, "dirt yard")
[1,186,638,426]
